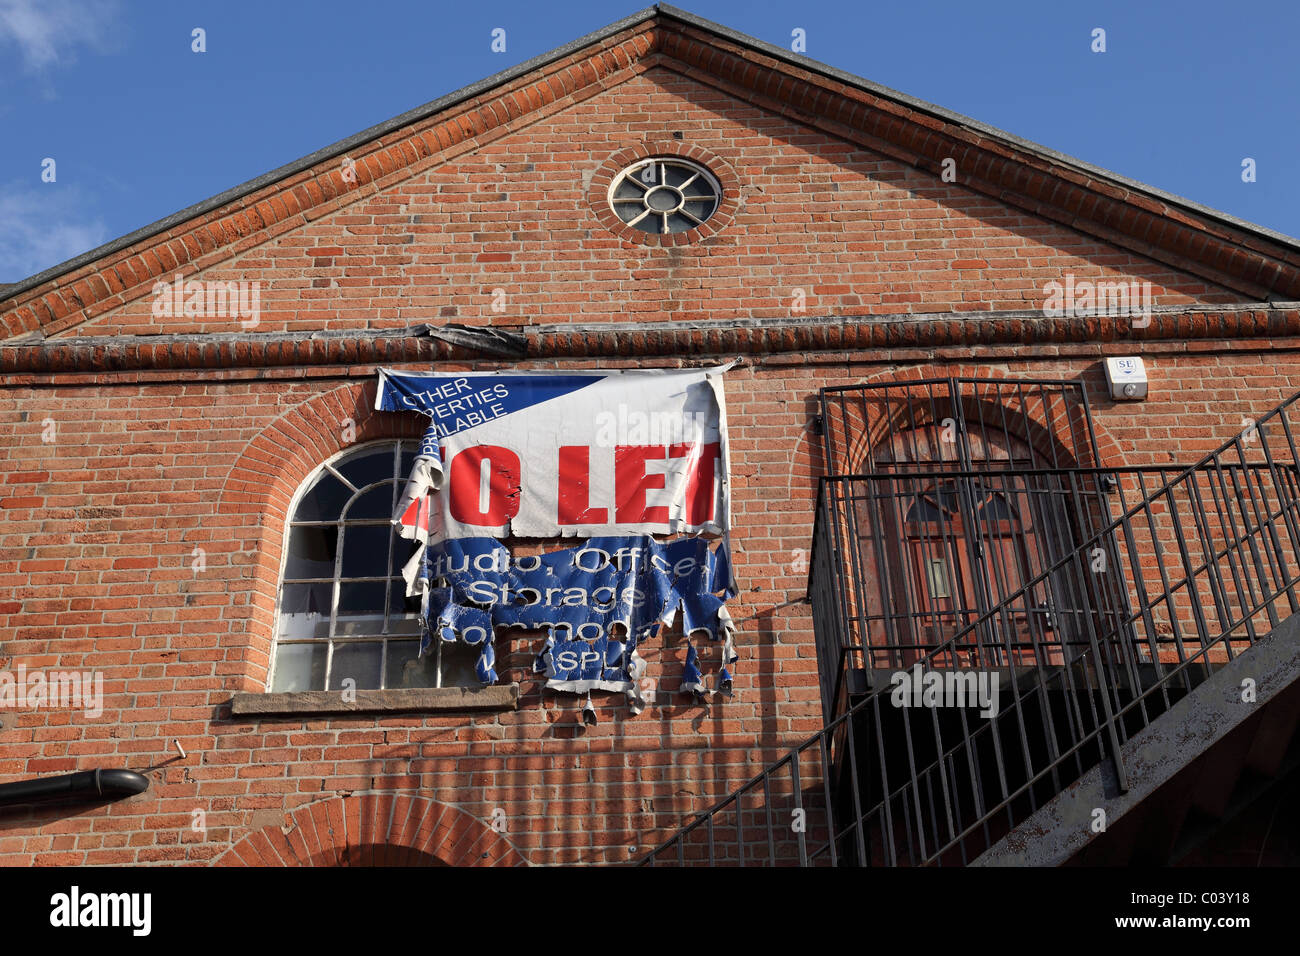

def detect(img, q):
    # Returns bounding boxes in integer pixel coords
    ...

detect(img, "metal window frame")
[267,438,457,692]
[607,156,722,235]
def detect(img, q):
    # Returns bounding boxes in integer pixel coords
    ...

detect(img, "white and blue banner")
[376,365,737,708]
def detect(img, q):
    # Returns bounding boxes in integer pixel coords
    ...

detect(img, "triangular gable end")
[3,3,1299,343]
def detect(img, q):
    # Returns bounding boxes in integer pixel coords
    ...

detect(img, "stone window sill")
[230,683,518,718]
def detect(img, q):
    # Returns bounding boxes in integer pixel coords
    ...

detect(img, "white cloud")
[0,182,109,282]
[0,0,119,71]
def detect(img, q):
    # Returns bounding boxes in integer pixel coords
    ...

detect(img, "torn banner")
[375,365,738,707]
[418,535,737,710]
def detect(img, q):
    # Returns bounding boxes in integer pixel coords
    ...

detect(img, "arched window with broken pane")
[270,440,479,693]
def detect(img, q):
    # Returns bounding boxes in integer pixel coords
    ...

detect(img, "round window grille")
[607,157,722,235]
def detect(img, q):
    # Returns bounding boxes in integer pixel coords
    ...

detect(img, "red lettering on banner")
[615,445,668,523]
[445,442,719,530]
[399,496,432,536]
[557,446,608,525]
[448,445,521,526]
[671,441,720,525]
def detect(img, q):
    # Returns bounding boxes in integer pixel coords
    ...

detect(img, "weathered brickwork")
[29,68,1236,340]
[2,9,1297,866]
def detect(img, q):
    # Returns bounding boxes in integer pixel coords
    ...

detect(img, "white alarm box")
[1105,356,1148,400]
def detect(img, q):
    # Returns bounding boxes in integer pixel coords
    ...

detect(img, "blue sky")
[2,0,1298,283]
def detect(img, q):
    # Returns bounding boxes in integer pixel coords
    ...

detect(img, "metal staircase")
[641,386,1300,866]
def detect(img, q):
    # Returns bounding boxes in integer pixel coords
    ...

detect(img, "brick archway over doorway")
[215,795,528,867]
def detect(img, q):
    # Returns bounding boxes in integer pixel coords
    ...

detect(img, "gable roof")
[4,3,1300,341]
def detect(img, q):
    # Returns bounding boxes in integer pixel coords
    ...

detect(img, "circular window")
[607,157,721,235]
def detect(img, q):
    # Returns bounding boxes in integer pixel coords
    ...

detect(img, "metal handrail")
[810,461,1300,713]
[642,391,1300,866]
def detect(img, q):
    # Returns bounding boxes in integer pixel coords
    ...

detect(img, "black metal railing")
[819,377,1103,480]
[642,391,1300,866]
[810,465,1133,723]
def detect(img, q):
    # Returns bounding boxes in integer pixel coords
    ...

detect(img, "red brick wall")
[3,349,1299,864]
[65,67,1233,339]
[1,61,1295,866]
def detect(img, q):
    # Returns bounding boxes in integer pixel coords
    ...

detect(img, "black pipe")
[0,768,149,807]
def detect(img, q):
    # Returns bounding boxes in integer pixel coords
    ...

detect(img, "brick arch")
[782,412,827,506]
[214,380,427,690]
[215,794,528,867]
[827,365,1127,475]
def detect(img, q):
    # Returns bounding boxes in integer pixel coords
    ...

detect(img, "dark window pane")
[338,580,389,615]
[385,640,437,689]
[294,472,351,523]
[329,642,383,691]
[341,523,392,578]
[271,642,327,692]
[680,176,714,197]
[391,534,420,571]
[908,495,944,523]
[614,180,645,202]
[692,198,719,219]
[390,579,422,615]
[283,524,338,579]
[336,446,393,489]
[280,581,333,615]
[441,640,483,687]
[348,484,396,520]
[666,212,695,233]
[980,494,1015,521]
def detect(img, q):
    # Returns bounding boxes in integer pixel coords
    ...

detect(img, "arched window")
[270,441,479,693]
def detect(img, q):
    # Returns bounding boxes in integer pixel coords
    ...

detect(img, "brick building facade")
[2,5,1299,866]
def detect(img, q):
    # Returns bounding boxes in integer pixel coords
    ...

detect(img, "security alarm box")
[1105,356,1148,400]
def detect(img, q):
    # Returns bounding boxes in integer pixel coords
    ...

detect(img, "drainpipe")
[0,768,149,808]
